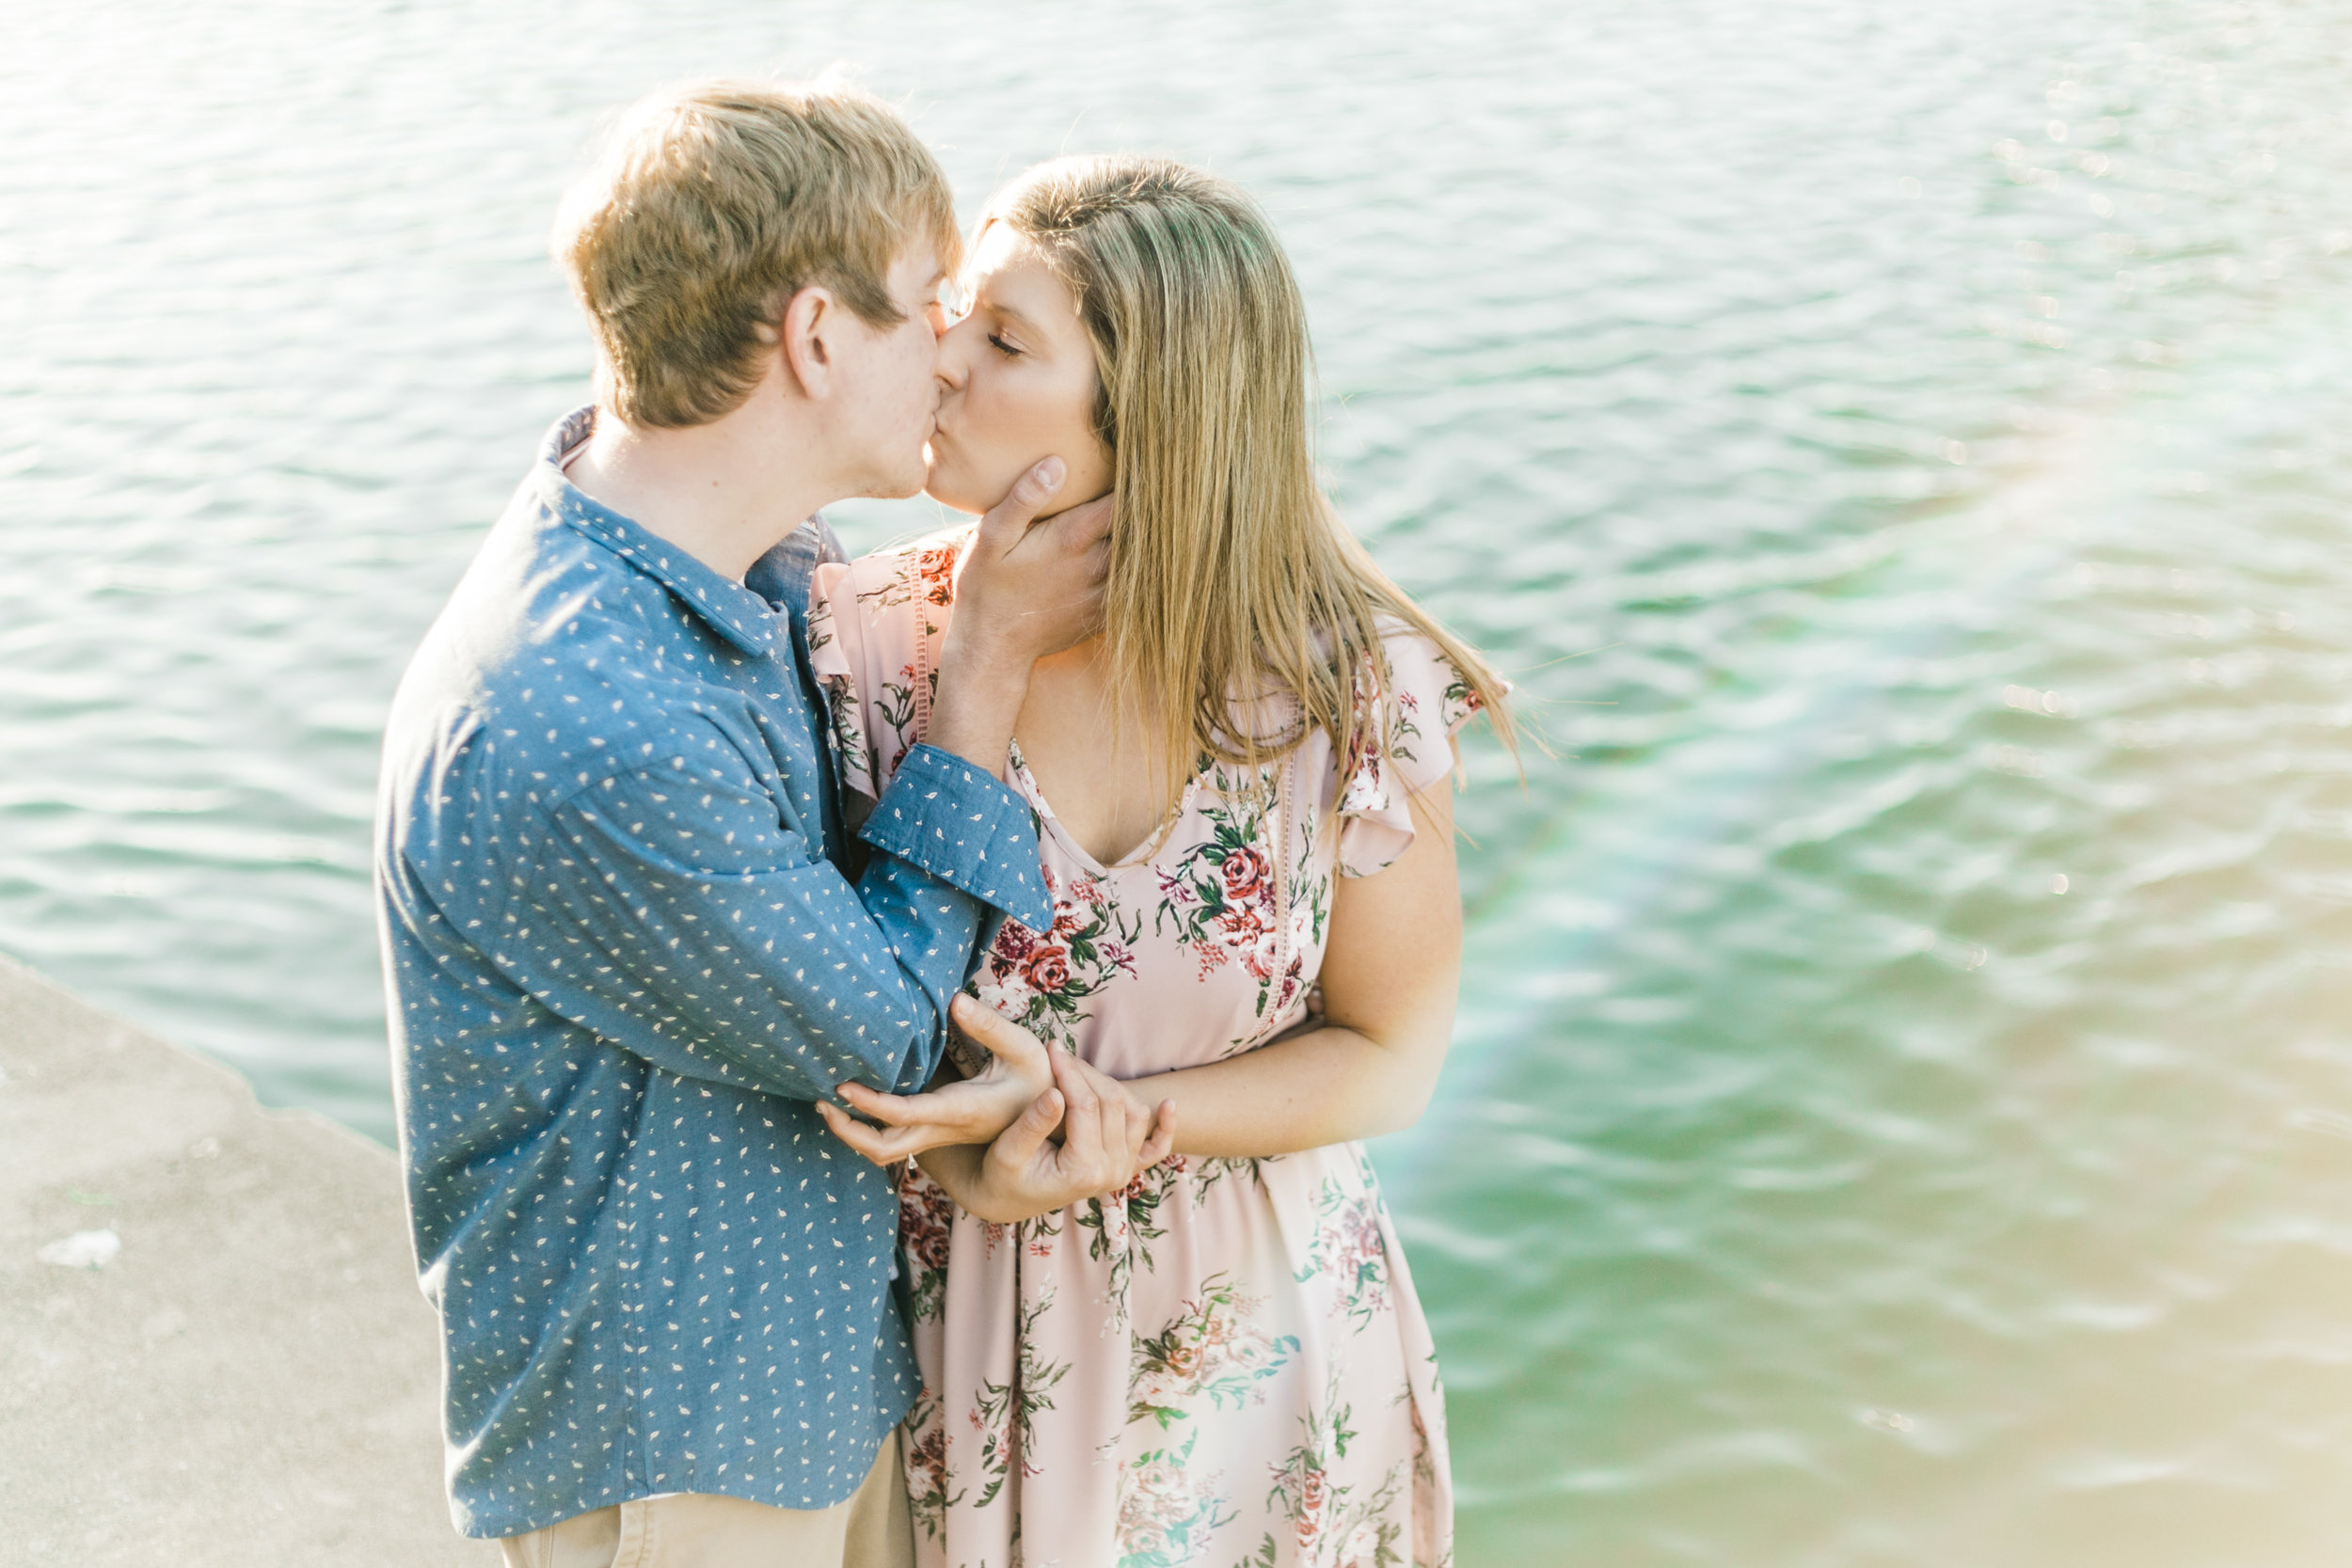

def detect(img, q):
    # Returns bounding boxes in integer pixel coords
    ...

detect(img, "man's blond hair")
[553,78,960,429]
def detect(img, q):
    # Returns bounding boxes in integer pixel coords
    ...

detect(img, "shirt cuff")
[858,743,1052,930]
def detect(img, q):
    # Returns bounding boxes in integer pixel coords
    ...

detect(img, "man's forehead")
[891,242,945,285]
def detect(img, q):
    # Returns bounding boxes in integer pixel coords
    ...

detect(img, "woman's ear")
[778,284,834,400]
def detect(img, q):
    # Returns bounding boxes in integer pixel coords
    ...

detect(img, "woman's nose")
[933,317,977,392]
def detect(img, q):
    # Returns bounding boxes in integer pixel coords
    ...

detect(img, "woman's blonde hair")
[984,155,1515,811]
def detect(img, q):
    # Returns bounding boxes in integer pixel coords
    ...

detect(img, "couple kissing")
[377,73,1514,1568]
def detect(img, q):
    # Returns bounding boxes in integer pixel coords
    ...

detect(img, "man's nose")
[934,325,972,391]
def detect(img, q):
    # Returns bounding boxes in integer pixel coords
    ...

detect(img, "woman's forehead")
[968,226,1081,332]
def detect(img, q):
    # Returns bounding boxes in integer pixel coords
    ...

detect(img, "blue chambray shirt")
[374,407,1050,1538]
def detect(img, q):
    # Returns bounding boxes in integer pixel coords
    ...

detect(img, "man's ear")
[778,284,834,401]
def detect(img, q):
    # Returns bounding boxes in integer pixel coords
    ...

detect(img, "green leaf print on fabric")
[870,667,919,756]
[1152,768,1323,1025]
[1230,1534,1281,1568]
[1126,1272,1299,1432]
[972,1290,1070,1511]
[973,863,1143,1053]
[1438,668,1484,726]
[1291,1148,1392,1332]
[1075,1153,1181,1325]
[1118,1427,1239,1568]
[1188,1155,1268,1209]
[1266,1367,1410,1568]
[898,1165,957,1325]
[903,1385,963,1544]
[819,677,874,794]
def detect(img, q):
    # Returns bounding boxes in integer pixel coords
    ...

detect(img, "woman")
[811,156,1513,1568]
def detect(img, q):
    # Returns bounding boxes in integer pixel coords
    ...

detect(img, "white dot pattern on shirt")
[375,407,1047,1539]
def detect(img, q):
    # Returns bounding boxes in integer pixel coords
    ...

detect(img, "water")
[8,1,2352,1561]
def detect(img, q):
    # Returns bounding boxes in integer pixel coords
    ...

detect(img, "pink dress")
[809,531,1474,1568]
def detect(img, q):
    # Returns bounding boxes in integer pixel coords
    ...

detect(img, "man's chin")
[855,461,930,503]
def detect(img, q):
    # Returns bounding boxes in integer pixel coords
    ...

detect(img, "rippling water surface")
[10,2,2352,1561]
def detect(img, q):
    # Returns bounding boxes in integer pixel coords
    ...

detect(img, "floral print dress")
[809,531,1477,1568]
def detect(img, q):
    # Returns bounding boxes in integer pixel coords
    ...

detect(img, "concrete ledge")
[0,952,496,1566]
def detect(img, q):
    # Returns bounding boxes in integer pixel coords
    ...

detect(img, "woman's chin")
[921,467,990,517]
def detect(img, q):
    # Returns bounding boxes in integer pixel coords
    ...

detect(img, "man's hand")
[953,457,1116,665]
[916,1048,1175,1227]
[925,457,1114,778]
[817,994,1054,1164]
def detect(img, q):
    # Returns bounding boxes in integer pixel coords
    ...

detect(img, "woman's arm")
[822,774,1462,1167]
[1121,779,1461,1157]
[911,1049,1175,1224]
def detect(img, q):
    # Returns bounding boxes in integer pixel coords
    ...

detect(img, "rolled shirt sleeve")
[861,741,1051,932]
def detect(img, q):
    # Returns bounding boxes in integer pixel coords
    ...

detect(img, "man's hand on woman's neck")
[566,384,837,583]
[925,462,1114,781]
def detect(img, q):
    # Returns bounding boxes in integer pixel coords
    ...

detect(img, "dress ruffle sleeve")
[804,528,971,800]
[1333,620,1489,878]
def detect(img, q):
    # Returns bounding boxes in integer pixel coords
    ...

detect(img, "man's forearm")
[925,633,1031,781]
[524,751,1045,1105]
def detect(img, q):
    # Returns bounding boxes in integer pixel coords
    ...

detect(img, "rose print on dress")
[1152,773,1326,1025]
[1262,1367,1412,1568]
[1126,1273,1298,1432]
[1293,1149,1393,1332]
[973,863,1143,1053]
[898,1163,959,1324]
[1118,1427,1236,1568]
[903,1385,963,1544]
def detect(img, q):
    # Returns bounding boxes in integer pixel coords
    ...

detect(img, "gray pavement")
[0,952,498,1566]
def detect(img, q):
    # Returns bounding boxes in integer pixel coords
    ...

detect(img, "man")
[375,80,1161,1565]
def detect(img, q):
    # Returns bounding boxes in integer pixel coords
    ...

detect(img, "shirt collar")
[531,405,783,660]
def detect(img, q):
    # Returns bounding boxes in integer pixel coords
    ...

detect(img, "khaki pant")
[499,1430,913,1568]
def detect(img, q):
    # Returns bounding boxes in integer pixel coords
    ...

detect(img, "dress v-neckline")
[1007,738,1200,878]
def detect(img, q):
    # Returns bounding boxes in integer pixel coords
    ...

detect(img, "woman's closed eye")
[987,332,1024,358]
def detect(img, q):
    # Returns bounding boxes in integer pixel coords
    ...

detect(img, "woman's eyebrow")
[986,300,1048,341]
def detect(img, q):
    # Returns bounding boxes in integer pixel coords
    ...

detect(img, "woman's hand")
[817,995,1056,1164]
[917,1049,1176,1226]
